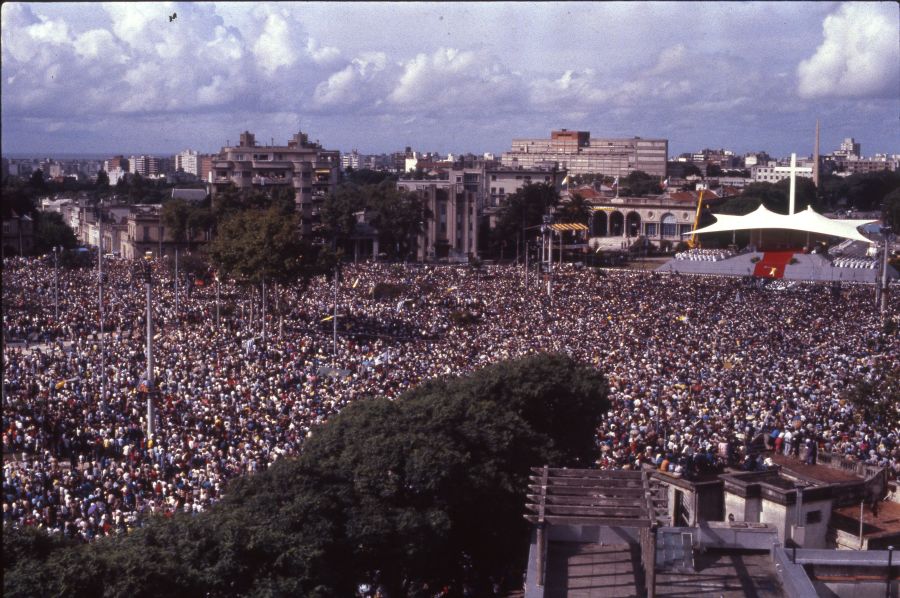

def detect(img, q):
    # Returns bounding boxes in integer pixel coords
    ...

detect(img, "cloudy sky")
[2,2,898,158]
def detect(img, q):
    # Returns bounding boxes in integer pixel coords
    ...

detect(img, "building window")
[143,226,150,242]
[805,511,822,525]
[644,223,658,237]
[661,214,677,237]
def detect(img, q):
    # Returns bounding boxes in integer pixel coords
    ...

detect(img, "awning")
[551,223,589,232]
[685,205,876,244]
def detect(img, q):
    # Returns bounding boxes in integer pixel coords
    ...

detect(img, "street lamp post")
[215,273,221,327]
[174,246,179,319]
[140,258,155,440]
[525,240,529,288]
[881,227,892,318]
[98,223,105,401]
[53,246,60,321]
[332,264,339,367]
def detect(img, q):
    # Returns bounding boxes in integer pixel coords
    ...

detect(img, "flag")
[321,315,334,322]
[352,277,359,289]
[661,178,669,190]
[612,176,619,187]
[561,174,570,190]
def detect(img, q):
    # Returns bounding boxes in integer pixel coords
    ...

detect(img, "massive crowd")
[3,255,898,542]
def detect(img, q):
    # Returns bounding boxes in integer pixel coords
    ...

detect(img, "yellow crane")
[686,190,705,249]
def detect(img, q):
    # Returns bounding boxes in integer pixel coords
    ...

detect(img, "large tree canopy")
[4,353,609,597]
[491,182,560,256]
[207,207,310,284]
[320,181,430,259]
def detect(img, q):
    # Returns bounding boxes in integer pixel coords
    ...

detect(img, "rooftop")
[771,454,863,485]
[544,543,784,597]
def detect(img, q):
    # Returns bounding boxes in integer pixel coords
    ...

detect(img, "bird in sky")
[169,12,177,22]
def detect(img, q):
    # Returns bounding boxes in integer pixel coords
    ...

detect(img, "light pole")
[542,219,554,301]
[332,264,339,367]
[53,246,60,321]
[98,217,105,402]
[525,240,529,288]
[140,258,155,440]
[881,226,892,318]
[215,272,220,327]
[174,246,179,319]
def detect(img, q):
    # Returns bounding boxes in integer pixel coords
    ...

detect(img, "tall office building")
[501,130,668,178]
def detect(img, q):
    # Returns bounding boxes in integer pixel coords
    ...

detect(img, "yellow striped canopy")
[550,223,588,232]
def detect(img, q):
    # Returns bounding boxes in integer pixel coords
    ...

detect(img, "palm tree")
[557,192,591,225]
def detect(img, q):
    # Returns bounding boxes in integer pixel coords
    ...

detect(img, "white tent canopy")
[686,205,877,244]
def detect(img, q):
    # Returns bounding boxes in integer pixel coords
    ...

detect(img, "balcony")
[252,176,291,186]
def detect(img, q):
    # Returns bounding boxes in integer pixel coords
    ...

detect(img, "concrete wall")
[813,580,899,598]
[546,523,641,544]
[760,500,790,542]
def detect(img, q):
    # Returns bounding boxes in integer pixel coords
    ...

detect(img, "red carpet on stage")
[753,251,795,279]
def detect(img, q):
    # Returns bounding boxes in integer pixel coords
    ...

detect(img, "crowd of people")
[3,254,898,542]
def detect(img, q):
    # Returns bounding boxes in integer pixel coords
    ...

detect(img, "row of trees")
[4,353,610,597]
[715,171,900,219]
[319,180,431,260]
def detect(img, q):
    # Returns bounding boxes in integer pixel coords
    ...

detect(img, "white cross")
[787,153,799,215]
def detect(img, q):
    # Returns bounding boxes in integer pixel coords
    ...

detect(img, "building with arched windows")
[567,187,733,250]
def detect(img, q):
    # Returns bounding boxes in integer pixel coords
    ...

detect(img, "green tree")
[269,186,297,215]
[491,182,560,258]
[208,207,309,285]
[33,211,78,254]
[344,168,397,186]
[556,192,591,225]
[3,354,608,597]
[367,181,431,260]
[28,169,45,190]
[211,184,243,222]
[681,163,703,178]
[773,177,819,212]
[320,183,364,245]
[883,186,900,230]
[0,183,37,219]
[161,199,191,245]
[95,169,110,190]
[623,170,661,196]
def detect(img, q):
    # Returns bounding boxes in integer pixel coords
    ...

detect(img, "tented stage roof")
[686,205,877,244]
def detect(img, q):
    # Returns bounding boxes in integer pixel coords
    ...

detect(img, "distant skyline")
[2,2,898,158]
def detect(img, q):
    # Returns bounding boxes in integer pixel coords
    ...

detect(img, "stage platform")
[656,251,896,283]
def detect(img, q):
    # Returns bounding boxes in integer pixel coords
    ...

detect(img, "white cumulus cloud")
[797,3,899,99]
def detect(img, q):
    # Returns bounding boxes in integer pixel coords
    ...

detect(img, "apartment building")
[209,131,340,235]
[175,149,200,176]
[501,129,667,178]
[104,156,129,185]
[751,163,814,183]
[398,159,566,261]
[340,149,361,171]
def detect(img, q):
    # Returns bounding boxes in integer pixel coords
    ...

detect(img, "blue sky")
[2,2,898,158]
